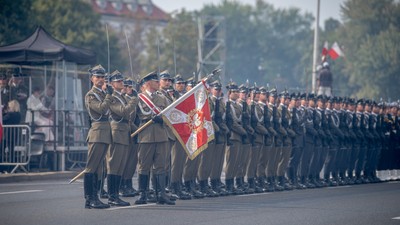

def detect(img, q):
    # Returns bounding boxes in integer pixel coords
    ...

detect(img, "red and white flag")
[322,41,329,56]
[162,80,214,160]
[329,42,344,60]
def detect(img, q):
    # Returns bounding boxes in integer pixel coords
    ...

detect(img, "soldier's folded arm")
[231,121,248,136]
[256,123,269,135]
[86,94,111,115]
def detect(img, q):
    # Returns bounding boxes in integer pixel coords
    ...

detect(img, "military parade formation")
[83,64,400,209]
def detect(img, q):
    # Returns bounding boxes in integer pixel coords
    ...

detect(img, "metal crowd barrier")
[0,125,32,173]
[24,109,89,171]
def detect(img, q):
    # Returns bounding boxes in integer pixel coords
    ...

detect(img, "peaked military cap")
[89,64,106,77]
[279,90,289,98]
[356,98,365,106]
[347,98,356,105]
[186,77,197,87]
[238,84,248,93]
[308,93,315,100]
[140,71,159,84]
[110,70,124,82]
[317,94,327,102]
[259,86,267,94]
[226,82,239,91]
[300,93,307,100]
[249,86,260,94]
[269,88,278,97]
[124,79,135,87]
[174,74,185,84]
[159,70,172,80]
[210,80,222,90]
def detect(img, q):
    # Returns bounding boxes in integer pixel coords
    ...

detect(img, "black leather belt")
[111,119,129,123]
[91,118,109,122]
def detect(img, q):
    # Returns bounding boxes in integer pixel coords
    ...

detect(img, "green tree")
[31,0,124,70]
[0,0,35,45]
[339,0,400,99]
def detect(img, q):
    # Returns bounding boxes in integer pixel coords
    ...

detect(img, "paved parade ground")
[0,177,399,225]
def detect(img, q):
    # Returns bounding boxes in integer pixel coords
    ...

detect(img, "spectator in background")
[2,100,22,165]
[0,73,10,110]
[41,86,55,110]
[317,62,333,97]
[26,86,54,142]
[8,68,28,120]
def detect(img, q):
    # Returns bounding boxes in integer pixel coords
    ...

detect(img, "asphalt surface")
[0,178,399,225]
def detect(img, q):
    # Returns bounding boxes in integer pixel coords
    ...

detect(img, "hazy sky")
[152,0,345,24]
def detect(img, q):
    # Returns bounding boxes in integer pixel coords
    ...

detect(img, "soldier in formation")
[83,67,399,209]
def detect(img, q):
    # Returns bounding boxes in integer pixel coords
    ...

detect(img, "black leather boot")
[273,176,284,191]
[97,175,108,199]
[248,177,262,193]
[211,179,228,196]
[265,177,275,192]
[84,173,110,209]
[171,182,192,200]
[200,180,219,197]
[120,179,138,197]
[108,175,130,207]
[135,174,148,205]
[156,173,175,205]
[234,177,245,195]
[184,180,204,199]
[224,178,234,195]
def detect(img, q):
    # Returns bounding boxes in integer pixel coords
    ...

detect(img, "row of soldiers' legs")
[91,136,391,209]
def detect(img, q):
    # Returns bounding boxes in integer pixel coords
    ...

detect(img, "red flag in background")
[329,42,344,60]
[322,41,329,56]
[162,81,214,160]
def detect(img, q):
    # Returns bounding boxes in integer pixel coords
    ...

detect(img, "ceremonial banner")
[328,42,344,60]
[322,41,329,56]
[162,81,214,160]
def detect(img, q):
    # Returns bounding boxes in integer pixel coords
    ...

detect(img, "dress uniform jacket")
[137,92,169,143]
[251,102,269,144]
[210,96,229,143]
[226,99,247,141]
[86,86,112,144]
[109,91,137,145]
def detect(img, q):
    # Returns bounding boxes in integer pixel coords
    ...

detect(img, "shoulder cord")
[109,94,125,123]
[230,102,242,122]
[86,91,106,122]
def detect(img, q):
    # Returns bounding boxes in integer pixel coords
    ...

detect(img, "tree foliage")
[0,0,124,70]
[338,0,400,99]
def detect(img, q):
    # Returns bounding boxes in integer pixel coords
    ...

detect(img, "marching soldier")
[269,88,286,191]
[257,87,277,192]
[316,95,330,187]
[247,86,269,193]
[160,71,192,200]
[224,82,247,195]
[134,71,175,205]
[287,93,306,189]
[107,70,138,206]
[209,81,229,195]
[158,70,176,196]
[119,79,139,197]
[344,98,357,184]
[300,93,317,188]
[83,64,111,209]
[197,81,220,197]
[324,97,343,186]
[236,84,254,193]
[277,91,295,190]
[182,77,205,198]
